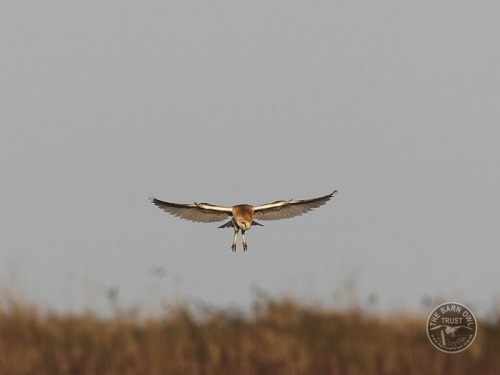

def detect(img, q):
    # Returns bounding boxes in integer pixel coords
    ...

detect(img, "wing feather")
[150,198,232,223]
[253,190,337,221]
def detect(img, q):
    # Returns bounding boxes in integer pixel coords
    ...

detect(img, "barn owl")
[151,190,337,252]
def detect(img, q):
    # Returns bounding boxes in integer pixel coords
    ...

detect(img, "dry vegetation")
[0,297,499,375]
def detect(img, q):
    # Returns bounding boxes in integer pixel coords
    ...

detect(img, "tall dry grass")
[0,297,499,374]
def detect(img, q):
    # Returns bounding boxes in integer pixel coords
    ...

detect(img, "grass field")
[1,297,499,374]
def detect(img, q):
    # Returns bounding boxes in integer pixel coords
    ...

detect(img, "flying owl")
[151,190,337,252]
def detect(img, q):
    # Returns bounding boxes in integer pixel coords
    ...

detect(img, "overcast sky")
[1,1,499,318]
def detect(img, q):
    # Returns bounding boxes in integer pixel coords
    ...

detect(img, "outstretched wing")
[430,325,445,330]
[150,197,232,223]
[253,190,337,221]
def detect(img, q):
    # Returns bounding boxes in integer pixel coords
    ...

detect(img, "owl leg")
[242,230,248,252]
[231,227,239,252]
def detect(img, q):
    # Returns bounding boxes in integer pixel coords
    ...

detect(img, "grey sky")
[1,1,499,317]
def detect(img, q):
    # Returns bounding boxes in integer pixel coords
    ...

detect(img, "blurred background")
[1,1,500,322]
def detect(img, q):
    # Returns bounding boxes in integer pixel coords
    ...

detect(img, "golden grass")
[0,297,499,374]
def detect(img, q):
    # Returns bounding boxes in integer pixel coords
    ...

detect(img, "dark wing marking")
[253,190,337,221]
[150,198,232,223]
